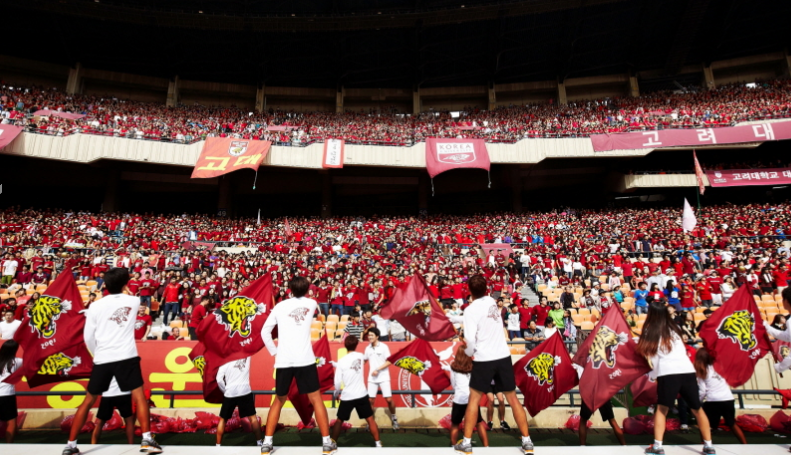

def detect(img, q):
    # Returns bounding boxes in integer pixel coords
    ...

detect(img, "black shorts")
[470,357,516,394]
[87,357,144,396]
[656,373,701,410]
[703,400,736,427]
[220,393,256,420]
[275,364,320,396]
[580,399,614,422]
[488,383,500,395]
[451,402,484,426]
[97,394,133,421]
[336,396,373,421]
[0,395,18,421]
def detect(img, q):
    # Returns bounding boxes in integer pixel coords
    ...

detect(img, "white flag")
[257,209,261,226]
[682,198,697,233]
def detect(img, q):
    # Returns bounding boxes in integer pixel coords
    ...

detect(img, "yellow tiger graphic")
[38,352,78,376]
[781,345,790,359]
[394,356,428,376]
[30,294,69,338]
[193,356,206,377]
[717,310,757,351]
[407,300,432,317]
[588,326,625,369]
[218,296,259,337]
[525,353,558,386]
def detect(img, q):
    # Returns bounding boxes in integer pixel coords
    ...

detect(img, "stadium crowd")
[2,78,791,146]
[1,202,790,347]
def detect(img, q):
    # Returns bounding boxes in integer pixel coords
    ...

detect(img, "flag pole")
[696,187,701,211]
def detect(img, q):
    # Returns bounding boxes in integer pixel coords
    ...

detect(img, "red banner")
[322,139,344,168]
[705,168,791,187]
[425,138,490,179]
[0,124,23,150]
[191,138,271,179]
[591,120,791,152]
[13,340,462,409]
[32,110,85,120]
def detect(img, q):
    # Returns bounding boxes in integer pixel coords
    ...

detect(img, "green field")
[10,427,779,447]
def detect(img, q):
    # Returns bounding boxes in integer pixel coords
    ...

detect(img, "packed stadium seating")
[2,78,791,146]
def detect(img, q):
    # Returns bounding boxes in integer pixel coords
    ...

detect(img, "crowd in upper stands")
[1,202,790,346]
[2,78,791,146]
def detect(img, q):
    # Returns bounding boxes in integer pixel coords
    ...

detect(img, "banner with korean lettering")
[705,168,791,187]
[191,138,272,179]
[0,124,24,150]
[425,138,491,179]
[322,139,344,168]
[13,340,461,409]
[590,120,791,152]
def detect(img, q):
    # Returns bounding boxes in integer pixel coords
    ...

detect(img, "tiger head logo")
[394,356,430,376]
[28,295,71,338]
[487,305,501,321]
[193,356,206,377]
[781,345,790,359]
[316,356,326,367]
[288,307,311,323]
[217,296,263,338]
[525,353,561,387]
[351,359,362,372]
[717,310,757,351]
[37,352,80,376]
[406,300,432,318]
[588,326,628,369]
[109,307,133,325]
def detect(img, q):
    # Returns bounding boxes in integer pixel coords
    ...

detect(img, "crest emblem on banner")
[437,143,476,164]
[228,141,248,157]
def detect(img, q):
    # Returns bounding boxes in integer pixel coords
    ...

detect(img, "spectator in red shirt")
[138,271,156,308]
[531,297,551,329]
[162,277,181,326]
[188,296,212,341]
[134,306,152,341]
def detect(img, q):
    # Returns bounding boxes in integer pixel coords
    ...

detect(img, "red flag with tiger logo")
[513,331,578,416]
[772,339,791,363]
[4,272,94,387]
[574,306,651,412]
[197,274,274,361]
[699,284,771,387]
[379,272,456,341]
[387,338,450,395]
[188,341,224,404]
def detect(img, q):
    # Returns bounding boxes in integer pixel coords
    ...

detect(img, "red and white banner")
[693,151,706,195]
[706,168,791,187]
[0,124,23,151]
[32,110,85,120]
[591,120,791,152]
[322,139,345,168]
[425,138,490,178]
[9,340,462,409]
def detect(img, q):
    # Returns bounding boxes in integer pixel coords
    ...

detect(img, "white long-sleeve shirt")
[334,351,367,401]
[262,296,318,368]
[463,296,511,362]
[0,358,22,396]
[216,357,252,398]
[364,342,391,384]
[443,364,472,405]
[697,365,733,403]
[84,293,140,365]
[648,333,695,380]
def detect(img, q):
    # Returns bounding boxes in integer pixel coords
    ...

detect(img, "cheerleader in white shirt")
[365,328,399,429]
[0,340,22,443]
[332,335,381,447]
[215,357,262,447]
[442,346,489,448]
[91,378,134,444]
[636,300,715,455]
[694,349,746,444]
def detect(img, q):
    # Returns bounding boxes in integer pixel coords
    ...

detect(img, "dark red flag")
[630,373,658,408]
[575,307,651,412]
[379,273,456,341]
[5,272,93,386]
[513,331,578,416]
[387,338,450,395]
[699,284,771,387]
[284,218,293,238]
[286,333,336,425]
[197,274,273,361]
[189,342,224,404]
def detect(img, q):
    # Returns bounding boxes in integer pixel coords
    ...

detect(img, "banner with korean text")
[191,138,272,179]
[10,340,462,409]
[322,139,345,168]
[425,138,490,178]
[0,124,23,150]
[590,120,791,152]
[705,168,791,187]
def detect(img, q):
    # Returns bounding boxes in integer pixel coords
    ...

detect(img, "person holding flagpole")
[454,274,532,455]
[765,288,791,371]
[366,327,399,430]
[62,268,162,455]
[636,299,714,455]
[261,276,335,455]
